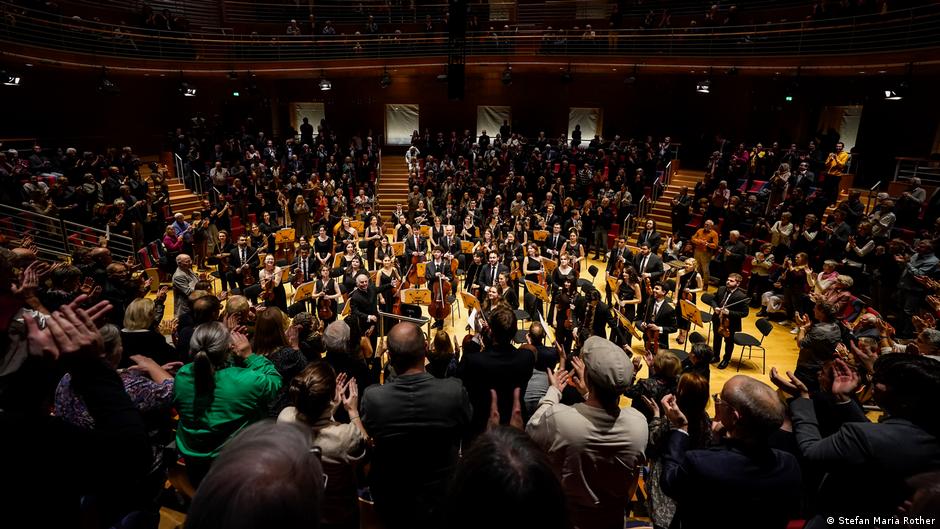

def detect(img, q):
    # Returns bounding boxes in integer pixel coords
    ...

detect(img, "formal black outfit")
[554,291,576,354]
[522,257,544,317]
[544,233,565,260]
[360,373,472,529]
[604,246,634,304]
[293,253,318,285]
[425,259,454,327]
[675,271,702,332]
[636,229,663,254]
[349,282,395,350]
[709,286,750,366]
[573,297,611,342]
[790,397,940,529]
[404,234,427,260]
[313,235,333,270]
[476,263,509,299]
[660,431,802,529]
[228,244,259,291]
[638,297,677,349]
[457,343,535,438]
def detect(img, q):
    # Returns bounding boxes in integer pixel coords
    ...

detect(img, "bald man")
[360,323,472,529]
[660,376,802,529]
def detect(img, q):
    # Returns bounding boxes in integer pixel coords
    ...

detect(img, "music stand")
[460,291,481,313]
[532,230,549,242]
[292,281,316,304]
[351,220,364,233]
[403,288,432,305]
[525,280,551,303]
[416,262,426,279]
[606,276,619,292]
[616,310,643,340]
[275,228,295,246]
[419,225,431,239]
[680,299,704,328]
[391,242,405,256]
[460,241,475,254]
[542,259,557,274]
[333,254,344,268]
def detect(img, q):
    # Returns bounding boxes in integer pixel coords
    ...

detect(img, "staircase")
[140,154,203,219]
[376,150,410,220]
[625,169,704,248]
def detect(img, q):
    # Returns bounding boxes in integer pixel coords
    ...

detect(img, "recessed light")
[24,63,33,67]
[858,71,867,74]
[877,70,887,74]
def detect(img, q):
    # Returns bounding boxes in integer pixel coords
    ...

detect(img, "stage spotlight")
[884,81,906,100]
[380,68,392,88]
[318,70,332,91]
[501,65,512,85]
[179,82,197,97]
[695,79,710,94]
[2,71,21,86]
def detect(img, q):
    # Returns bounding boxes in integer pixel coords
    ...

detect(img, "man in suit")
[634,243,665,306]
[712,230,747,285]
[404,230,427,262]
[788,354,940,529]
[638,283,677,349]
[574,287,612,342]
[349,271,398,350]
[439,225,461,260]
[476,251,509,299]
[361,322,472,529]
[172,253,199,317]
[660,375,802,529]
[789,161,815,196]
[228,235,258,291]
[293,245,318,285]
[425,247,454,329]
[709,273,750,369]
[544,222,565,261]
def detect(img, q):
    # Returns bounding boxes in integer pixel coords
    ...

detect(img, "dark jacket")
[457,344,535,437]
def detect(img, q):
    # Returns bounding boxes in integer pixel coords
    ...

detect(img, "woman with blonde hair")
[293,194,313,239]
[120,297,177,366]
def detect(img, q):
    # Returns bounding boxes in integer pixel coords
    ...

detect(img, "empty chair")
[734,318,773,374]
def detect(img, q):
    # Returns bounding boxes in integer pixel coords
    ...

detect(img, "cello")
[428,273,451,321]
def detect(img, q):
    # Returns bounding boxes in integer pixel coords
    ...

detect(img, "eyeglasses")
[712,393,737,412]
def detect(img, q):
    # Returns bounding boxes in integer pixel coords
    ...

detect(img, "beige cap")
[581,336,634,393]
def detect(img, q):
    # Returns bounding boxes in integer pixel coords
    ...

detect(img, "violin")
[317,285,334,321]
[391,267,408,316]
[510,259,522,282]
[611,255,625,278]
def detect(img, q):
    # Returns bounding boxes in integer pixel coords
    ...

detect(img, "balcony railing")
[1,2,938,65]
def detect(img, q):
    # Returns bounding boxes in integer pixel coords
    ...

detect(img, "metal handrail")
[193,169,204,197]
[2,3,938,64]
[0,203,134,259]
[865,180,882,215]
[173,153,184,184]
[893,157,940,184]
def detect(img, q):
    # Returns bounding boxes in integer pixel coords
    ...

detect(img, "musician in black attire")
[311,265,342,325]
[574,287,611,343]
[709,273,750,369]
[553,275,578,355]
[439,225,462,267]
[425,247,454,329]
[227,234,259,292]
[404,231,427,262]
[464,252,484,293]
[605,237,633,305]
[543,223,565,261]
[476,251,509,300]
[638,283,677,350]
[212,231,236,291]
[349,271,398,351]
[293,245,318,285]
[634,242,665,305]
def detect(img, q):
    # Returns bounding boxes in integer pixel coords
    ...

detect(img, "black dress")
[676,272,701,331]
[313,235,333,271]
[315,277,339,325]
[365,226,382,269]
[523,257,544,318]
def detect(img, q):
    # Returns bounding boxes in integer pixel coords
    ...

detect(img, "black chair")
[734,318,773,374]
[700,292,716,340]
[513,328,529,344]
[514,309,531,329]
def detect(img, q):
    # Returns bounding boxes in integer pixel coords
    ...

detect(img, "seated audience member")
[527,336,649,529]
[360,322,472,529]
[184,421,325,529]
[793,302,843,392]
[278,362,368,529]
[173,321,282,486]
[787,354,940,528]
[446,426,572,529]
[660,375,802,529]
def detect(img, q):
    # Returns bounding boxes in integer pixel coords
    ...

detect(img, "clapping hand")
[640,395,660,419]
[569,356,590,399]
[487,388,524,431]
[230,331,252,359]
[769,367,810,399]
[25,304,108,361]
[661,394,688,429]
[830,358,860,402]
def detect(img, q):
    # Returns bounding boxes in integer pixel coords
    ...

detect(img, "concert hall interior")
[2,1,940,528]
